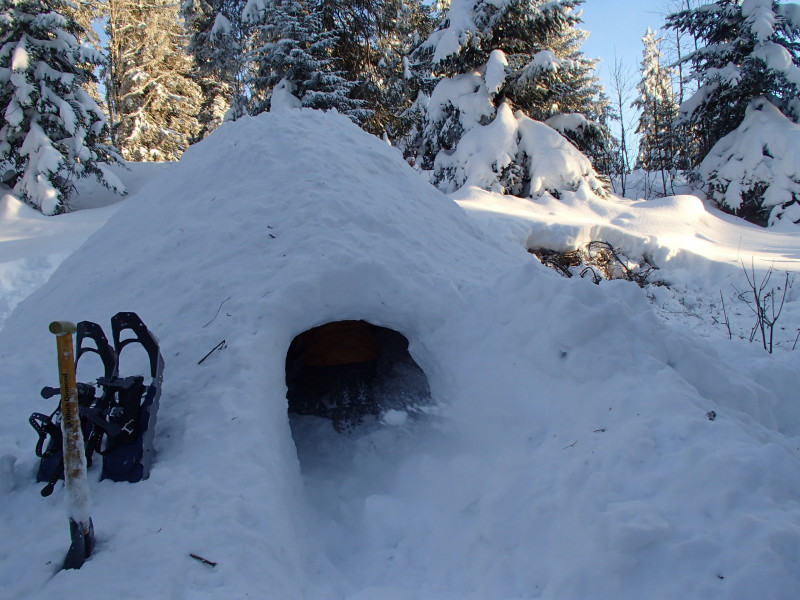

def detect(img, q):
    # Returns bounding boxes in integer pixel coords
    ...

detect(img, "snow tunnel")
[285,320,432,431]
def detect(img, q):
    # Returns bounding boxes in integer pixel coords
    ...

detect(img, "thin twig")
[719,291,732,340]
[198,340,227,365]
[189,553,217,567]
[202,297,231,328]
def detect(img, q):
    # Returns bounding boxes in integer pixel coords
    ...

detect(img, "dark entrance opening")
[285,320,431,431]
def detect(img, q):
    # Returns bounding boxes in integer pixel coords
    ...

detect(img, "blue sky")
[580,0,673,85]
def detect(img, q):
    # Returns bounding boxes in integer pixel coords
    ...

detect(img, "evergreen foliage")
[404,0,609,195]
[106,0,202,161]
[666,0,800,161]
[243,0,369,121]
[667,0,800,223]
[0,0,122,214]
[60,0,104,107]
[182,0,250,136]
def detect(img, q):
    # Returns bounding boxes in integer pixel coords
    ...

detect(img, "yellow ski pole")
[50,321,94,570]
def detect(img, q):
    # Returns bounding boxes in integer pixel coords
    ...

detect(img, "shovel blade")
[63,518,94,570]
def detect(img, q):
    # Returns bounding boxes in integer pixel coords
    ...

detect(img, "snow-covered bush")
[701,98,800,227]
[0,0,123,214]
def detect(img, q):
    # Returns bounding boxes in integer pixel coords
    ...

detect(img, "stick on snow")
[50,321,95,570]
[198,340,226,365]
[190,553,217,567]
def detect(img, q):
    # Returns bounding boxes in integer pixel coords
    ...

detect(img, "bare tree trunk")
[610,55,633,197]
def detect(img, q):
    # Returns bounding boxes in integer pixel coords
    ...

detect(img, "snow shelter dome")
[0,106,519,453]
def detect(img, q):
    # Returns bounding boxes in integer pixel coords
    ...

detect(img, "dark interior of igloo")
[285,320,431,431]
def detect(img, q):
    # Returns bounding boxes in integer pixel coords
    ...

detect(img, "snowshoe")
[29,312,163,490]
[30,320,117,496]
[99,312,164,483]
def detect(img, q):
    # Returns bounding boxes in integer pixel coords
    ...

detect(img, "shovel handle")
[50,321,77,336]
[49,320,94,568]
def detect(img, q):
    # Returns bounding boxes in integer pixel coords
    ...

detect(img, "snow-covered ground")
[0,110,798,599]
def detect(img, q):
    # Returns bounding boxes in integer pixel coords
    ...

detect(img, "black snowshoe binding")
[29,312,163,494]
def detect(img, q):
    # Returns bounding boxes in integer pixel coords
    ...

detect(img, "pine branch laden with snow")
[667,0,800,155]
[181,1,246,138]
[701,98,800,227]
[415,61,605,200]
[0,0,123,214]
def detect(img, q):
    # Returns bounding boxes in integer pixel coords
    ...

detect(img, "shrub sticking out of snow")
[701,98,800,227]
[530,240,660,287]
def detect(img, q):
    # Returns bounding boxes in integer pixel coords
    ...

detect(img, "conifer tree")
[666,0,800,162]
[106,0,202,161]
[359,0,433,136]
[405,0,608,194]
[667,0,800,224]
[182,0,250,137]
[243,0,369,121]
[632,29,679,196]
[0,0,123,214]
[61,0,105,107]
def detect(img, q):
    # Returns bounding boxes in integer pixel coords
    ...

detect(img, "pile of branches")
[529,241,659,288]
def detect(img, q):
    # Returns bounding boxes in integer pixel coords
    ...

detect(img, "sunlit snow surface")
[0,110,798,600]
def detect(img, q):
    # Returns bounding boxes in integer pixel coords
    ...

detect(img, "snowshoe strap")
[29,412,61,458]
[76,320,117,379]
[111,312,161,380]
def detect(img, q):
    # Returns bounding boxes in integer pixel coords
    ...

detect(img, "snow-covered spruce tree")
[253,0,433,133]
[667,0,800,225]
[0,0,123,214]
[106,0,201,161]
[243,0,369,121]
[632,29,680,197]
[404,0,607,198]
[357,0,434,137]
[182,0,250,137]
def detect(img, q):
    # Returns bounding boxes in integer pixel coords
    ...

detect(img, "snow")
[271,78,302,112]
[427,70,494,129]
[423,0,480,64]
[11,42,29,72]
[210,12,233,38]
[742,0,776,41]
[0,109,799,600]
[484,50,507,97]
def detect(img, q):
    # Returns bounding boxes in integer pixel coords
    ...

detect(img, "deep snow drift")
[0,110,799,600]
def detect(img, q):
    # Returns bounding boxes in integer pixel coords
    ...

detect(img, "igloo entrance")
[285,320,431,431]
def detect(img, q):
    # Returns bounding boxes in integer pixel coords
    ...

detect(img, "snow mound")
[0,109,798,600]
